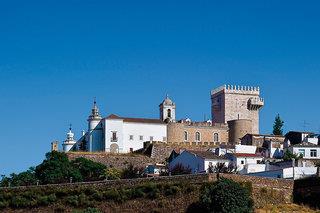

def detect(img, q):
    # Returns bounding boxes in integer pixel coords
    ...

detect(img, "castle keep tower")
[211,85,264,135]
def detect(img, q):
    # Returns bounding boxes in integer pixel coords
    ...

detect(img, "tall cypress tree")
[273,114,284,135]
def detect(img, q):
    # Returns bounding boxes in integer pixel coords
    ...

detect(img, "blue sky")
[0,0,319,175]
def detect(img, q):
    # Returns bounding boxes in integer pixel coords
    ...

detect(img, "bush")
[105,168,121,180]
[170,163,192,175]
[121,164,144,179]
[103,189,122,202]
[199,178,253,213]
[165,185,180,196]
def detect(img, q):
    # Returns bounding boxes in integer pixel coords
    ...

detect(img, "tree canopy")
[273,114,284,135]
[199,178,253,213]
[1,151,108,186]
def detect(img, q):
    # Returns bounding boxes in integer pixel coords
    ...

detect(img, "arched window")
[214,133,219,142]
[167,109,171,118]
[196,132,201,141]
[184,131,188,141]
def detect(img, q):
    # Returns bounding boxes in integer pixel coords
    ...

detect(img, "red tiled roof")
[234,153,262,157]
[106,114,122,119]
[188,150,228,160]
[105,114,165,124]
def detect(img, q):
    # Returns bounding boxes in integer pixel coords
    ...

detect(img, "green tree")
[273,114,284,135]
[283,150,302,161]
[199,178,253,213]
[70,157,106,181]
[35,151,82,184]
[0,167,37,187]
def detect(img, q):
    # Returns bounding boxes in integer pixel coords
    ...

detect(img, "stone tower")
[159,95,176,122]
[211,85,264,134]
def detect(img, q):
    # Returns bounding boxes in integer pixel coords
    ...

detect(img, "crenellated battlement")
[211,84,260,95]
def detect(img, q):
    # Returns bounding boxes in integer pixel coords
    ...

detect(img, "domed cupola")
[62,124,76,152]
[159,94,176,122]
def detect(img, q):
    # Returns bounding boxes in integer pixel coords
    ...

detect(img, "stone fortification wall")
[167,122,229,145]
[67,152,157,169]
[1,173,293,209]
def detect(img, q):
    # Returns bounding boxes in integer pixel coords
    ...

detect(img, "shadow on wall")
[293,176,320,209]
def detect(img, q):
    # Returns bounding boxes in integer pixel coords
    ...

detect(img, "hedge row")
[0,181,196,209]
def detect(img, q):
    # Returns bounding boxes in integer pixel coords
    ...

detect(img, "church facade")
[60,85,264,153]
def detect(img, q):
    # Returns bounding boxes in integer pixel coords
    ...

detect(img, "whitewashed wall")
[122,122,167,152]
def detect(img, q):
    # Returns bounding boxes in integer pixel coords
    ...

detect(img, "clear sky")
[0,0,319,175]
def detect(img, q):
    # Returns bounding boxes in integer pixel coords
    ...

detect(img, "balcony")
[247,97,264,110]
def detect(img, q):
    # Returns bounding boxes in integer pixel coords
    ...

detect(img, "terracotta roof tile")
[105,114,165,124]
[234,153,262,157]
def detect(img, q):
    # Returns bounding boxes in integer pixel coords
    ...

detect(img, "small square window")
[311,149,317,157]
[163,137,167,141]
[150,136,154,141]
[241,160,244,165]
[129,135,134,140]
[139,135,143,141]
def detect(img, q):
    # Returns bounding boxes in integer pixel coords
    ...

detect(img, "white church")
[61,96,175,153]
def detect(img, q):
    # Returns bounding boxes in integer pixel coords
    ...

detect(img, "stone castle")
[54,84,264,153]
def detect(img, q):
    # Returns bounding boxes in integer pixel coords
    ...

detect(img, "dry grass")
[256,204,320,213]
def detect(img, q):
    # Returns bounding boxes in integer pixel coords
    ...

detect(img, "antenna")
[301,120,310,132]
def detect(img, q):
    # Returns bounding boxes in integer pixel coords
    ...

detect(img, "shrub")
[165,185,180,196]
[0,201,9,209]
[103,189,122,202]
[199,178,253,213]
[170,163,192,175]
[121,164,144,179]
[105,168,121,180]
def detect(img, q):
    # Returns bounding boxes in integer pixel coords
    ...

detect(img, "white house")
[169,150,230,174]
[226,153,264,174]
[248,166,318,180]
[287,142,320,160]
[235,144,257,154]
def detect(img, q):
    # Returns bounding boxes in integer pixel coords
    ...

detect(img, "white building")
[169,150,230,174]
[68,96,174,153]
[226,153,264,174]
[248,166,318,180]
[287,142,320,160]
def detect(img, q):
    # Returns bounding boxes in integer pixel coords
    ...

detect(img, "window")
[195,132,201,141]
[139,135,144,141]
[311,149,317,157]
[241,160,244,165]
[184,131,188,141]
[111,132,117,142]
[298,149,305,157]
[129,135,134,140]
[163,137,167,141]
[167,109,171,118]
[150,136,154,141]
[214,133,219,142]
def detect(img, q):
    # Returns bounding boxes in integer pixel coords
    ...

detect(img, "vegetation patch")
[0,181,195,210]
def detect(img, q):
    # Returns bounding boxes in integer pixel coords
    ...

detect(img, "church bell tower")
[159,95,176,122]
